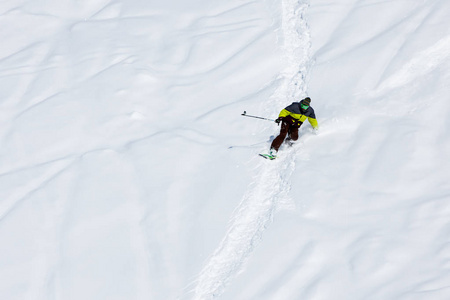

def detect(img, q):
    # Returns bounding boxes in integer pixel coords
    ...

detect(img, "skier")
[269,97,318,157]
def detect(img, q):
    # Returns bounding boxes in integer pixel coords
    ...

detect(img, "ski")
[259,153,276,160]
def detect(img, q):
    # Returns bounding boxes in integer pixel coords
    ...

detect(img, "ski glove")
[275,117,283,124]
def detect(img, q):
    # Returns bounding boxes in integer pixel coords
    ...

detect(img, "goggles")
[300,103,309,110]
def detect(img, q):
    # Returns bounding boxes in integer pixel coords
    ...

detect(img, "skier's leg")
[284,125,298,147]
[270,122,289,151]
[286,128,291,141]
[290,126,299,141]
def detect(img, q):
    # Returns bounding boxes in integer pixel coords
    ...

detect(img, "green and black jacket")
[279,102,319,129]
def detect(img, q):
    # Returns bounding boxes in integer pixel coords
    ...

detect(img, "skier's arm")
[307,108,318,129]
[278,109,291,118]
[308,117,318,129]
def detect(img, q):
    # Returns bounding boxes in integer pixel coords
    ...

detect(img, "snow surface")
[1,0,450,299]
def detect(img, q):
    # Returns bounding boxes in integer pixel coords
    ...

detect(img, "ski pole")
[241,111,275,122]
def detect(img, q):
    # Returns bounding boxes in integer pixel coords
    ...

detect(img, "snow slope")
[1,0,450,299]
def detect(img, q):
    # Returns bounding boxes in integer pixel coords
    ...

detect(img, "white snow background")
[1,0,450,299]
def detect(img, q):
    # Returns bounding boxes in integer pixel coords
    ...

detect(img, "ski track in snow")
[2,0,450,299]
[192,1,311,299]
